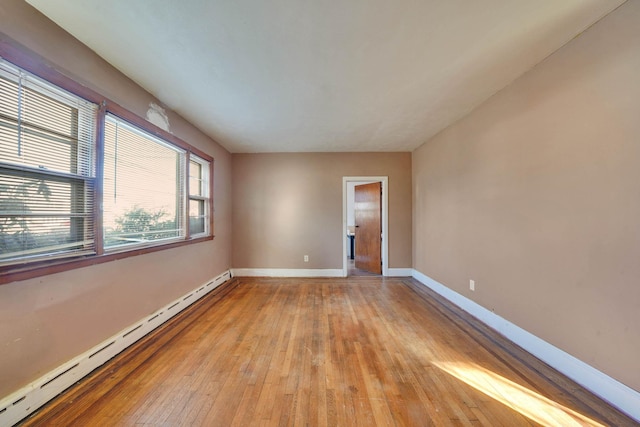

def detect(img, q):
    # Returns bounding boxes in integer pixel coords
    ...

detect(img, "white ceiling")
[27,0,624,153]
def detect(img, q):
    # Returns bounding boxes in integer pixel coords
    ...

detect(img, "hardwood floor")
[19,277,636,426]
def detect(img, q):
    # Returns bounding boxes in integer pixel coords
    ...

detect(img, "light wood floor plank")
[18,277,637,426]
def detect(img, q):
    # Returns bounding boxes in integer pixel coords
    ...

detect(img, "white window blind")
[103,114,185,250]
[0,59,97,266]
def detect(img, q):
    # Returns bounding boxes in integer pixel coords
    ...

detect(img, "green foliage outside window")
[103,206,178,247]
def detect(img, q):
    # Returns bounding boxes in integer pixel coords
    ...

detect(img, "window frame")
[0,60,99,266]
[102,112,188,252]
[188,153,212,239]
[0,40,214,285]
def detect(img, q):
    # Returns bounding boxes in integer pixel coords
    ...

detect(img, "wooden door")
[354,182,382,274]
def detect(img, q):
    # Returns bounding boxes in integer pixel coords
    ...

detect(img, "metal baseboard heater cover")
[0,270,232,427]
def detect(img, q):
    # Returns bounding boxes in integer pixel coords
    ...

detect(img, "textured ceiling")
[27,0,625,153]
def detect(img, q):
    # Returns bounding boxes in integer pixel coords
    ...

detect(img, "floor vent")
[0,269,232,427]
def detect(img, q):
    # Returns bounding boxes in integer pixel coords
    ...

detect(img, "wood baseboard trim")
[411,269,640,423]
[0,270,233,427]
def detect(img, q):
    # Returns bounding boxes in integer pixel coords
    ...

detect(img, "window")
[0,56,213,276]
[189,154,210,237]
[103,114,185,250]
[0,61,97,266]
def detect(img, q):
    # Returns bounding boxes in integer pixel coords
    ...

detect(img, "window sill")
[0,235,214,285]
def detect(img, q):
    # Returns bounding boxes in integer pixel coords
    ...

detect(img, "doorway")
[342,176,389,277]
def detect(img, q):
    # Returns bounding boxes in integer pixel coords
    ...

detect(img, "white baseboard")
[411,269,640,423]
[0,270,232,427]
[231,268,343,278]
[387,268,413,277]
[232,268,413,278]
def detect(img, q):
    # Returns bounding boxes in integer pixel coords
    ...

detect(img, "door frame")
[342,176,389,277]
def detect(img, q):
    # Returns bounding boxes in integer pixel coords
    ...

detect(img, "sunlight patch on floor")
[434,361,604,427]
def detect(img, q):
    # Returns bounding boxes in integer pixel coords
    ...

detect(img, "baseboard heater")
[0,270,232,427]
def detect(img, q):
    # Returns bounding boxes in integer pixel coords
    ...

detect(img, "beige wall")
[232,153,412,270]
[413,1,640,392]
[0,1,232,396]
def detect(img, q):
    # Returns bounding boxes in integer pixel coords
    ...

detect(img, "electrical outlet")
[304,255,309,262]
[470,280,475,291]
